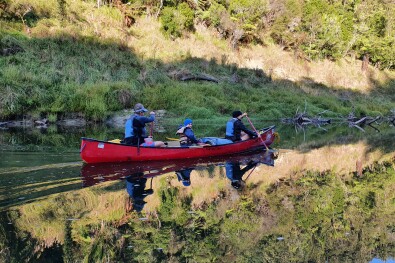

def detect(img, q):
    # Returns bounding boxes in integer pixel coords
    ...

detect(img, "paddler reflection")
[175,168,194,187]
[226,151,276,190]
[126,173,154,212]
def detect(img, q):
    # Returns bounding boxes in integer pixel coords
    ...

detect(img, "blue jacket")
[225,118,256,141]
[125,113,155,138]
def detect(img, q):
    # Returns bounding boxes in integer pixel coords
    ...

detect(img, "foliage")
[160,3,194,38]
[200,2,227,28]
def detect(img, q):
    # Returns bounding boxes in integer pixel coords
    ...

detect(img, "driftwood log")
[281,105,331,131]
[346,112,381,132]
[179,73,219,83]
[388,109,395,125]
[169,70,219,83]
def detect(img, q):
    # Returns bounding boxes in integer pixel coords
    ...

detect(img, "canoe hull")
[80,126,276,164]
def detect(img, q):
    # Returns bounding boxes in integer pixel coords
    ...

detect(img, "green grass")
[0,2,394,122]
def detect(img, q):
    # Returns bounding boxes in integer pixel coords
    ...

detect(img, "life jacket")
[226,118,237,137]
[125,116,146,139]
[176,126,193,146]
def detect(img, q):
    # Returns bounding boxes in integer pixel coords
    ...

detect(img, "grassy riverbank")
[0,1,394,121]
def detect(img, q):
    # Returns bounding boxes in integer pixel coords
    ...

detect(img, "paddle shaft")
[245,115,268,149]
[244,165,257,182]
[150,121,154,137]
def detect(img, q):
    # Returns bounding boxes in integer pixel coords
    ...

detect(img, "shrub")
[160,3,195,38]
[228,0,267,41]
[200,2,227,27]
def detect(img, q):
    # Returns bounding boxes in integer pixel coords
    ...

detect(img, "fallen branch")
[346,111,381,132]
[179,73,219,83]
[281,108,331,126]
[387,109,395,126]
[350,123,366,132]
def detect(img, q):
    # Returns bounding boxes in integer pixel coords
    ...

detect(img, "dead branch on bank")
[345,111,381,132]
[179,73,219,83]
[168,69,219,83]
[281,103,331,132]
[387,109,395,126]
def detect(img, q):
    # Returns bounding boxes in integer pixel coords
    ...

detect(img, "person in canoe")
[225,111,257,142]
[124,103,165,147]
[176,118,206,147]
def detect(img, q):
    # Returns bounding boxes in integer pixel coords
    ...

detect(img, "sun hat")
[232,111,243,118]
[134,103,148,113]
[184,118,193,126]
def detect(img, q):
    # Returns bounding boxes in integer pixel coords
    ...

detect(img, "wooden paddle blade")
[166,137,180,141]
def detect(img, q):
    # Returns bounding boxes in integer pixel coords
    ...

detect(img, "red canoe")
[80,126,276,164]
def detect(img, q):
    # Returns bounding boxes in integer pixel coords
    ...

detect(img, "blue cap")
[184,118,193,126]
[182,180,191,186]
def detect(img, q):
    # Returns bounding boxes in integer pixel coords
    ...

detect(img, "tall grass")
[0,1,394,121]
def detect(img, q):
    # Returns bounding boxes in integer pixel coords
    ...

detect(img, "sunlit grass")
[2,3,394,121]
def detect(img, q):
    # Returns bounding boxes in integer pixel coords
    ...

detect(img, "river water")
[0,121,394,262]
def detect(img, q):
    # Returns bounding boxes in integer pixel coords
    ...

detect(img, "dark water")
[0,121,394,262]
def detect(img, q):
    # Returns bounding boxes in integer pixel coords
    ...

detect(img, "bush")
[160,3,195,38]
[201,2,227,27]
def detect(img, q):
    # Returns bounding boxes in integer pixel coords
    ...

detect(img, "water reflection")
[176,168,193,186]
[80,149,277,212]
[126,176,154,212]
[226,160,259,189]
[1,122,394,262]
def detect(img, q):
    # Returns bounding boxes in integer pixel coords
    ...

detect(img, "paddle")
[150,120,154,138]
[243,165,257,182]
[166,137,180,141]
[245,115,268,150]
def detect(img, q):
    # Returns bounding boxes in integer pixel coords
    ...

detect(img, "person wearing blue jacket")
[124,103,165,147]
[225,111,257,142]
[176,118,204,146]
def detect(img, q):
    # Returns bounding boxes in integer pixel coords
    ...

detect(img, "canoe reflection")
[80,149,277,188]
[80,149,277,211]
